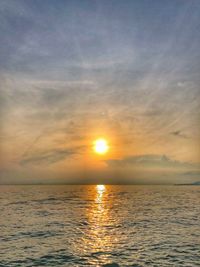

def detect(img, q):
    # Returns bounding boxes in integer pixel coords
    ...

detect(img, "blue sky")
[0,0,200,184]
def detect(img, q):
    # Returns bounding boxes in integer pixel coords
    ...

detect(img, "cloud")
[20,147,80,166]
[104,154,200,184]
[182,170,200,177]
[106,154,198,170]
[170,130,189,139]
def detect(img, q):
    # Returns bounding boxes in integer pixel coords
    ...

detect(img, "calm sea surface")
[0,185,199,267]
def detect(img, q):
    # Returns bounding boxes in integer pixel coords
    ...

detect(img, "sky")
[0,0,200,184]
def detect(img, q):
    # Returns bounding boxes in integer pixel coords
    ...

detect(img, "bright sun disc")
[94,138,109,155]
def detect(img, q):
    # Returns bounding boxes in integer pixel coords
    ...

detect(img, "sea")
[0,185,199,267]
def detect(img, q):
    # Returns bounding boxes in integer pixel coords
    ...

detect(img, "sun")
[94,138,109,155]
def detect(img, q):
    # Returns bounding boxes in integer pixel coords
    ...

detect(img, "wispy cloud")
[170,130,189,139]
[20,147,82,166]
[106,154,199,170]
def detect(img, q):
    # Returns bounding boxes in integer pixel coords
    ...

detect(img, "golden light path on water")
[96,184,106,202]
[80,184,119,265]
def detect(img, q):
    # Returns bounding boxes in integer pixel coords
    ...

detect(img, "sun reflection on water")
[79,184,117,264]
[96,184,106,204]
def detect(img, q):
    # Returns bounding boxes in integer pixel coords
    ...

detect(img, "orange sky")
[0,1,200,184]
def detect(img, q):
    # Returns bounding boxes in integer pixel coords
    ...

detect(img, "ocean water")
[0,185,199,267]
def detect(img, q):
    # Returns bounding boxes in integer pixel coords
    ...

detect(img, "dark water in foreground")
[0,185,199,267]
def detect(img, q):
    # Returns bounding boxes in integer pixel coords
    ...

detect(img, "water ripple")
[0,185,200,266]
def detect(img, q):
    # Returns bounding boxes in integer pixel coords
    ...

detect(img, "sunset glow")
[0,0,199,186]
[94,139,109,155]
[1,1,199,266]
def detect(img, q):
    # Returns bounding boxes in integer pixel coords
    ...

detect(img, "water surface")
[0,185,199,266]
